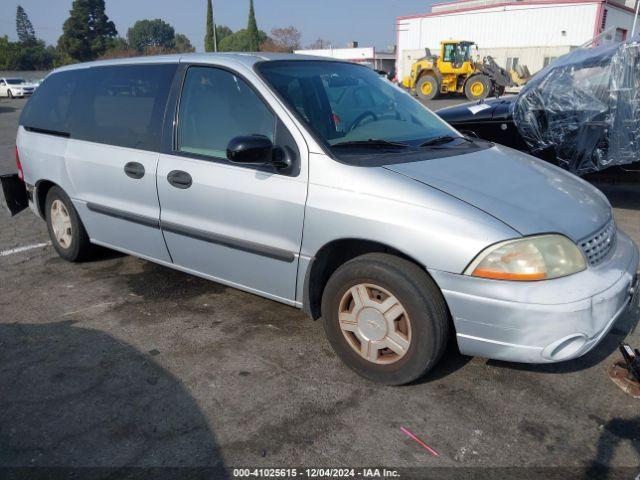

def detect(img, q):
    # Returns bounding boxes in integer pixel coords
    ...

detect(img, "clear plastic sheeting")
[513,37,640,174]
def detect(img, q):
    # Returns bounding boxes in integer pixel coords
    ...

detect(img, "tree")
[99,36,133,59]
[57,0,117,63]
[216,25,233,45]
[127,19,175,52]
[260,26,301,53]
[16,5,36,45]
[15,40,54,69]
[107,36,129,52]
[307,38,331,50]
[0,36,17,69]
[175,33,195,53]
[0,35,54,70]
[218,29,267,52]
[204,0,216,52]
[246,0,260,51]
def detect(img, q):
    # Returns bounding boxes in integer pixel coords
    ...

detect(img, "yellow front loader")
[402,40,530,101]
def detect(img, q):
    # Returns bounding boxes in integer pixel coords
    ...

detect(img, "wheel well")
[303,239,423,320]
[418,71,438,83]
[35,180,57,219]
[465,74,488,86]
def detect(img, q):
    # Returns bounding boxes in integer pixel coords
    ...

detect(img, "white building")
[294,45,397,72]
[396,0,638,80]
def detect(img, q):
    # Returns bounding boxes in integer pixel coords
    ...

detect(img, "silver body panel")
[156,154,307,303]
[67,139,171,263]
[16,53,640,366]
[384,144,612,242]
[430,231,638,362]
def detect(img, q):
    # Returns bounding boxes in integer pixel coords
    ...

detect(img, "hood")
[383,145,611,242]
[436,96,516,124]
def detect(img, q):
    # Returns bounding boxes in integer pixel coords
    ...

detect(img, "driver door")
[156,65,308,303]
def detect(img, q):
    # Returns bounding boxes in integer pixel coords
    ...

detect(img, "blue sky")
[1,0,433,52]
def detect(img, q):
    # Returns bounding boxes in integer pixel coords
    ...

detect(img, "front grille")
[579,219,616,266]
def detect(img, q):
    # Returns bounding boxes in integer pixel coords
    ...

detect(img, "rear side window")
[73,64,177,151]
[177,66,275,159]
[19,70,79,135]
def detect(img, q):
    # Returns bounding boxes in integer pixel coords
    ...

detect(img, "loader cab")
[438,41,476,74]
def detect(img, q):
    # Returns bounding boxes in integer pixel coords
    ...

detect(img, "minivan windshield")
[256,61,459,154]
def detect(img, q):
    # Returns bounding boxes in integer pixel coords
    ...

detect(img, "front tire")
[416,75,439,101]
[7,89,13,99]
[321,253,449,385]
[464,75,490,101]
[45,186,94,262]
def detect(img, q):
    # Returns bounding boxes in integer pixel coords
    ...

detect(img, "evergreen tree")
[127,19,175,52]
[204,0,216,52]
[247,0,259,51]
[175,33,195,53]
[216,25,233,45]
[218,28,266,52]
[16,5,36,45]
[57,0,117,63]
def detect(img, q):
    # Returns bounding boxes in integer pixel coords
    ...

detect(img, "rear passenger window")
[177,66,275,159]
[19,70,79,135]
[73,64,176,151]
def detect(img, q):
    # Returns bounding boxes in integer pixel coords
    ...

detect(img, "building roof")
[397,0,636,19]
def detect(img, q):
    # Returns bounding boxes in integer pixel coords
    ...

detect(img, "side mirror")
[226,135,291,170]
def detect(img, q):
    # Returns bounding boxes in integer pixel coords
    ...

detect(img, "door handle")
[167,170,192,189]
[124,162,145,179]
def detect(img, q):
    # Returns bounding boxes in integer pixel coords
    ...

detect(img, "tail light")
[15,146,24,181]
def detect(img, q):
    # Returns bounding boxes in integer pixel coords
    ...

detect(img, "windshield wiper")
[332,139,410,149]
[420,135,473,147]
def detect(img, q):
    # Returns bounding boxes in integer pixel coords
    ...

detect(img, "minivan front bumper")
[429,230,639,363]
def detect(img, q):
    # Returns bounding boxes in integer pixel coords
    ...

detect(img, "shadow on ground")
[585,416,640,480]
[414,335,472,384]
[0,321,228,479]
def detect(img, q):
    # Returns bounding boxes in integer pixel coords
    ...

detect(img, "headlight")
[465,234,586,281]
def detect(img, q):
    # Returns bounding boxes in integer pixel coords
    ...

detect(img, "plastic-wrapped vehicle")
[437,37,640,175]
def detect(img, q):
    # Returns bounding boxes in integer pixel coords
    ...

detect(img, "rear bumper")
[429,230,639,363]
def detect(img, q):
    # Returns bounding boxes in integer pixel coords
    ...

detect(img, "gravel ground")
[0,96,639,479]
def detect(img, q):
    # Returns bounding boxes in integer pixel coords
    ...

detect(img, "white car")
[0,77,36,98]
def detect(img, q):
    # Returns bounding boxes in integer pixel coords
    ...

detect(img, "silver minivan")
[4,53,639,385]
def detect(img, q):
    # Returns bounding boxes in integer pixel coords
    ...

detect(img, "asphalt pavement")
[1,96,639,478]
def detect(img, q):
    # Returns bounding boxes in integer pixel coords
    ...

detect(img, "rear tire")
[416,75,439,101]
[45,186,94,262]
[465,75,490,101]
[321,253,449,385]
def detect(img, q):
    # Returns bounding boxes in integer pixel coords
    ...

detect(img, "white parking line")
[0,242,51,257]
